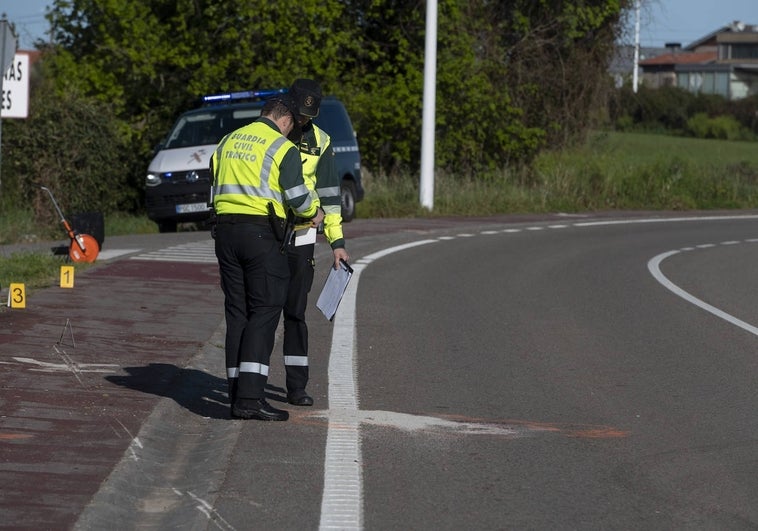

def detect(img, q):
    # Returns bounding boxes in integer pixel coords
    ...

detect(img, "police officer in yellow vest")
[282,79,350,407]
[212,94,325,421]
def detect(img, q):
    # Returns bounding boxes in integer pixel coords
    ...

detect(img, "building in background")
[638,21,758,100]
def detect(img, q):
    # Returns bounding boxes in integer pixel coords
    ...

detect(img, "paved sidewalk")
[0,256,225,528]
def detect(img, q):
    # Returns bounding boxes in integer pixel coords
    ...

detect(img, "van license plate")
[176,202,210,214]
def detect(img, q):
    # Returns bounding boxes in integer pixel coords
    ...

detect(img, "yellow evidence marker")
[9,283,26,308]
[60,265,75,288]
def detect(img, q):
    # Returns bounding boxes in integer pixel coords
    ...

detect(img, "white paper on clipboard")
[316,260,353,321]
[294,227,317,246]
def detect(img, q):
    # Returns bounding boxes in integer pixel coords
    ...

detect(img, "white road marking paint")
[130,240,216,264]
[185,490,237,531]
[648,244,758,337]
[310,409,524,437]
[12,356,119,373]
[320,240,436,531]
[53,344,85,387]
[575,214,758,227]
[97,248,141,261]
[110,418,142,462]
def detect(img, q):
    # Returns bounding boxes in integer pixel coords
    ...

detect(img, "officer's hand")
[333,248,349,269]
[311,207,325,227]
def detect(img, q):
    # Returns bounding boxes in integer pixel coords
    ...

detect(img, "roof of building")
[685,21,758,50]
[639,51,717,66]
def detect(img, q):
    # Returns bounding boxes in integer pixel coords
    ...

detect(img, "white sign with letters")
[2,53,29,119]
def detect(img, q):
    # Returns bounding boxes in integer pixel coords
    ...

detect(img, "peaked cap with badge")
[289,78,323,118]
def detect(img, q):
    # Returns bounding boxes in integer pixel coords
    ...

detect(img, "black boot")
[232,398,289,421]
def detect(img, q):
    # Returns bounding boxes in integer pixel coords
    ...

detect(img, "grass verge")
[3,131,758,289]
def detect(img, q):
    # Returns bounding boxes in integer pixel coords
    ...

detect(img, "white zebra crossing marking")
[130,241,216,264]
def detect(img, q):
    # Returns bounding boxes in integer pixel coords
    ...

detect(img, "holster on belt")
[267,202,287,242]
[279,211,296,254]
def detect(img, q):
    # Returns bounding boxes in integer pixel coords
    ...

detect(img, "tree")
[1,0,631,211]
[1,70,135,224]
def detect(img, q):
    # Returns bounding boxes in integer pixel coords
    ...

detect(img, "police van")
[145,89,364,233]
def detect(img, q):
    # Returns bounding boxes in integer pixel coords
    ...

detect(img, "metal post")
[419,0,437,211]
[633,0,641,93]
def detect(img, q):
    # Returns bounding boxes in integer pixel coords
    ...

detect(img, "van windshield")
[164,108,262,149]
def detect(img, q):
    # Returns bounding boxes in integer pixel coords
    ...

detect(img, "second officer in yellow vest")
[212,94,324,421]
[282,79,350,406]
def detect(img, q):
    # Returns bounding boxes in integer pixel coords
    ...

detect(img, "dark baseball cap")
[289,78,322,118]
[267,93,300,120]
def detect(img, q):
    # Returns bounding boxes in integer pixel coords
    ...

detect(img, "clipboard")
[316,259,353,321]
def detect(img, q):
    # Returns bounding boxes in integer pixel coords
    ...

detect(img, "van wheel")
[158,220,178,233]
[341,181,357,222]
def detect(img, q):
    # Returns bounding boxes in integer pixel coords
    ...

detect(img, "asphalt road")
[3,212,758,530]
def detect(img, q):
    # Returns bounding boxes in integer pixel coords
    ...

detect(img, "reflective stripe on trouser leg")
[237,362,270,401]
[227,364,269,403]
[284,243,314,392]
[227,367,239,405]
[284,356,309,394]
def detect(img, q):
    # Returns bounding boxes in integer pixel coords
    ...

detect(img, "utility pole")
[419,0,437,211]
[633,0,641,93]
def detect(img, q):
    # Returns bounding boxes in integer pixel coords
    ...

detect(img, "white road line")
[97,249,141,261]
[648,246,758,337]
[130,241,216,263]
[575,214,758,227]
[319,240,437,531]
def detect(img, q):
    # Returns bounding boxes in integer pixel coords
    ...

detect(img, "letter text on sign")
[1,53,30,119]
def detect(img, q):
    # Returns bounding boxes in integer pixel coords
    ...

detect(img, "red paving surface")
[0,259,223,528]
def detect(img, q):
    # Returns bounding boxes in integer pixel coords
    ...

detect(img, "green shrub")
[1,76,140,235]
[686,113,750,140]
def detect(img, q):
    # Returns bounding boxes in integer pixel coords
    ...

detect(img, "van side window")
[313,102,355,143]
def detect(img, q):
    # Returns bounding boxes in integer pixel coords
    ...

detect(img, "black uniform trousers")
[283,241,316,393]
[214,219,289,403]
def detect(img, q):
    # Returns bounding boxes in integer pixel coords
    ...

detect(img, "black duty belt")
[216,214,275,226]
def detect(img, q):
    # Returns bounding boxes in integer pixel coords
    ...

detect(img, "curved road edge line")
[648,250,758,337]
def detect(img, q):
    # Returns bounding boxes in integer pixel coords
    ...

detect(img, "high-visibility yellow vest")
[212,121,293,217]
[300,124,344,246]
[301,124,331,194]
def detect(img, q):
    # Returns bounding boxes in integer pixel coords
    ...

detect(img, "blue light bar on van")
[202,88,287,103]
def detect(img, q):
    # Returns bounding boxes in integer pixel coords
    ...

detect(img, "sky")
[631,0,758,48]
[0,0,756,50]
